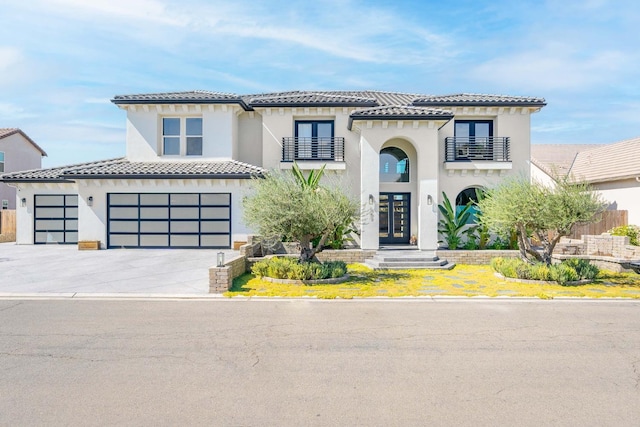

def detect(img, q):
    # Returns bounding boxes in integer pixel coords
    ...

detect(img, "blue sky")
[2,0,639,167]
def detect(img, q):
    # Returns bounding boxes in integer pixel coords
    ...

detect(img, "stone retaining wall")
[436,249,519,265]
[556,233,640,261]
[316,249,376,263]
[209,255,247,293]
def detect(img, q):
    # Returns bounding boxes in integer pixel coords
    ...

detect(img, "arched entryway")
[379,140,417,245]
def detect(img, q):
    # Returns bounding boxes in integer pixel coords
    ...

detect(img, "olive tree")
[477,176,606,264]
[243,168,359,263]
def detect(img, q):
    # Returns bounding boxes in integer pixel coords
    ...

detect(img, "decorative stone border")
[494,272,592,286]
[258,274,350,285]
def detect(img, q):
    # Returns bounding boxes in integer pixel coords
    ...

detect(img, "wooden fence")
[0,209,16,235]
[568,210,627,239]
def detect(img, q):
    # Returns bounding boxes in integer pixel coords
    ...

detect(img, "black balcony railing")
[282,137,345,162]
[445,137,510,162]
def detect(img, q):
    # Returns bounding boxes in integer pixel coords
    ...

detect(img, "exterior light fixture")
[427,195,433,205]
[217,252,225,267]
[87,196,94,206]
[21,197,26,207]
[368,194,375,205]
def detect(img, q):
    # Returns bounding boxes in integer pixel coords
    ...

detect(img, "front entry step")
[364,250,455,270]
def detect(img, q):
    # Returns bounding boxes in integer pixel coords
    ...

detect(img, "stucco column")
[418,179,439,250]
[359,134,379,250]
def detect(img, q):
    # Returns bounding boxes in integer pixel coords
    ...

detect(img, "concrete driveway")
[0,243,238,295]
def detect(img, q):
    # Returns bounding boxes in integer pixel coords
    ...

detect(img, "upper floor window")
[295,120,333,159]
[162,117,203,156]
[380,147,409,182]
[455,120,493,141]
[0,152,4,173]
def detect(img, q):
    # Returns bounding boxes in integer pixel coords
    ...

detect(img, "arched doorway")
[379,146,412,245]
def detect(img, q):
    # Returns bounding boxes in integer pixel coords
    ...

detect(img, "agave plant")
[291,162,326,190]
[437,192,476,249]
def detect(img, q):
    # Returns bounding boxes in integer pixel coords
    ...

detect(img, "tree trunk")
[517,224,544,264]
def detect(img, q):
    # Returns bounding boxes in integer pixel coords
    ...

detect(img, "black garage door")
[107,193,231,248]
[34,194,78,244]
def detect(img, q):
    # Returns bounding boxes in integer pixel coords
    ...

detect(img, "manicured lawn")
[226,264,640,299]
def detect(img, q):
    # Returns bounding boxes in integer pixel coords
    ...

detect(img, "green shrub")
[529,263,551,281]
[609,225,640,246]
[251,257,347,280]
[549,263,579,285]
[491,257,596,285]
[562,258,600,280]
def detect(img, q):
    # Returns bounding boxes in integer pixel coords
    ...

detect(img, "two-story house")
[0,128,47,210]
[1,90,545,249]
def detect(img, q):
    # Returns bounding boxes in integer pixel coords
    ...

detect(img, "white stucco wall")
[531,163,557,188]
[237,112,263,167]
[12,183,77,244]
[593,179,640,225]
[123,104,241,161]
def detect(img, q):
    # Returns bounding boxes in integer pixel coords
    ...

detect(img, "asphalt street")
[1,299,639,426]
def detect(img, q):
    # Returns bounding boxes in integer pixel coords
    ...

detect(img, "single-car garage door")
[107,193,231,248]
[34,194,78,244]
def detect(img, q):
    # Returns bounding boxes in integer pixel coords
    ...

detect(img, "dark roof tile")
[1,158,264,182]
[412,93,546,107]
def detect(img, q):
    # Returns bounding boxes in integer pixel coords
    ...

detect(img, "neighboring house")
[531,138,640,225]
[0,90,545,249]
[531,144,602,187]
[0,128,47,210]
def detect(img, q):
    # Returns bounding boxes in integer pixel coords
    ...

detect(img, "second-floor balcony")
[282,137,345,162]
[445,137,511,162]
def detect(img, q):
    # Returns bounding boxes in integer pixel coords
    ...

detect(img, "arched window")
[380,147,409,182]
[455,187,483,224]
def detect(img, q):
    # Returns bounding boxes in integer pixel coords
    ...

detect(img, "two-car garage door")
[107,193,231,248]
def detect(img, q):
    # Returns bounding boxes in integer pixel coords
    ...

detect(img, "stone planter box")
[78,240,100,250]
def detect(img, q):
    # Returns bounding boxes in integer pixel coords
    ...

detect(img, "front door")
[379,193,410,245]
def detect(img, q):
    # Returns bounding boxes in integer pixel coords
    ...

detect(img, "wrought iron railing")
[282,137,345,162]
[445,137,510,162]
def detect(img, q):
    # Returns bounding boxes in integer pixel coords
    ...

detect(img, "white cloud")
[0,102,36,120]
[471,44,632,92]
[0,46,22,71]
[47,0,187,26]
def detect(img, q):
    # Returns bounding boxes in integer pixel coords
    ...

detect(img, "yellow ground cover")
[226,264,640,299]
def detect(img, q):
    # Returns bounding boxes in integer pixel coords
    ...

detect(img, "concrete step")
[364,250,456,270]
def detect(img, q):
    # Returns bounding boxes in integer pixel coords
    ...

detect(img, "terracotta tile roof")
[531,144,602,178]
[569,137,640,183]
[0,128,47,156]
[413,93,546,107]
[0,158,265,182]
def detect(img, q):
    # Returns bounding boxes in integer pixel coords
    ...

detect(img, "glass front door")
[379,192,410,245]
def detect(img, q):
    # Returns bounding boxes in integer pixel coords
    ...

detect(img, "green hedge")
[609,225,640,246]
[252,257,347,280]
[491,257,598,285]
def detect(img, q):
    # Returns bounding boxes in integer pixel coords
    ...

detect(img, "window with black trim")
[380,147,409,182]
[162,117,203,156]
[454,120,493,160]
[295,120,334,159]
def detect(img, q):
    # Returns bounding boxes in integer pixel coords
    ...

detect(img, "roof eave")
[111,99,253,111]
[250,101,379,108]
[348,114,453,130]
[62,173,263,180]
[0,178,75,183]
[413,101,547,108]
